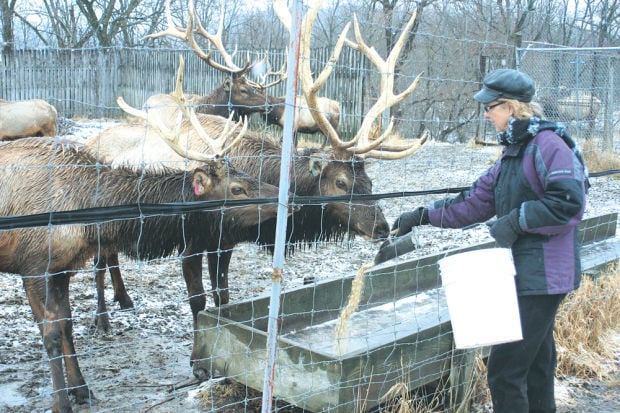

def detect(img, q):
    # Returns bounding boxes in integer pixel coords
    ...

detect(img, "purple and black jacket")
[428,127,587,296]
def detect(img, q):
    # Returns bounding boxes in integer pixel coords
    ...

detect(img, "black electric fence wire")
[1,169,618,231]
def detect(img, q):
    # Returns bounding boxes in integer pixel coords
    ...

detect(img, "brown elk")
[86,56,249,332]
[0,132,280,412]
[0,99,57,140]
[86,0,427,380]
[142,1,284,123]
[264,94,340,147]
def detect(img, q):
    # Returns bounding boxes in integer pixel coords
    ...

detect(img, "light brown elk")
[0,131,280,412]
[265,94,340,147]
[540,88,602,121]
[0,99,57,140]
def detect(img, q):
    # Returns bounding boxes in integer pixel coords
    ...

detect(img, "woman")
[392,69,588,413]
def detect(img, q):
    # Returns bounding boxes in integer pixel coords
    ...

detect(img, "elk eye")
[336,178,347,190]
[231,185,247,196]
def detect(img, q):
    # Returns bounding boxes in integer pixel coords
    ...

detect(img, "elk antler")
[118,95,246,160]
[273,0,348,143]
[342,12,427,159]
[145,1,257,81]
[275,0,427,160]
[117,55,246,160]
[258,57,288,89]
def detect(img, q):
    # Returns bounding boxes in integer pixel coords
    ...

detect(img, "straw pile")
[554,264,620,379]
[582,140,620,177]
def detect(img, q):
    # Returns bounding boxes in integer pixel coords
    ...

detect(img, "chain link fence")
[517,46,620,149]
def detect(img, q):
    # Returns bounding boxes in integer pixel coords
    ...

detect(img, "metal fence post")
[261,0,302,411]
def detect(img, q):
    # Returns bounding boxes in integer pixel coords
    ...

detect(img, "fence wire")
[1,10,619,413]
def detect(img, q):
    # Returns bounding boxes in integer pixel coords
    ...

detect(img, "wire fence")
[1,5,620,413]
[517,46,620,146]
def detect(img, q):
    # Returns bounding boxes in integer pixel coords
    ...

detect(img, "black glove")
[488,209,523,248]
[392,207,430,236]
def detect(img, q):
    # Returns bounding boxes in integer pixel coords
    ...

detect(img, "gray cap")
[474,69,535,103]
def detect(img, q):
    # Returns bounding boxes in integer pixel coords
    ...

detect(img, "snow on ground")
[0,120,618,412]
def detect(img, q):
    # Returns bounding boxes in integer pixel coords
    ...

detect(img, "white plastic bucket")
[439,248,522,349]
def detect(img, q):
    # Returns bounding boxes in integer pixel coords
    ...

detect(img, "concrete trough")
[194,213,618,412]
[195,258,455,412]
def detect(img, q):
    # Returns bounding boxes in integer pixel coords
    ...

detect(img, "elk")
[0,132,280,412]
[264,94,340,147]
[142,1,284,124]
[0,99,57,140]
[540,88,602,121]
[86,56,252,332]
[86,0,427,380]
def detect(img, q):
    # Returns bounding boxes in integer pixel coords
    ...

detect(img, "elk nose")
[373,220,390,240]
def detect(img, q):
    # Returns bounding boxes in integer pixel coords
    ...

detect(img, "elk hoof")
[94,313,111,333]
[116,294,134,310]
[70,384,95,405]
[192,365,211,382]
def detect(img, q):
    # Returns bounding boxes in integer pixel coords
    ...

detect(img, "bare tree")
[8,0,170,48]
[1,0,51,51]
[74,0,143,47]
[0,0,16,52]
[588,0,620,46]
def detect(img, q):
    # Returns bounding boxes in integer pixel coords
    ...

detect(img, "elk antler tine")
[117,96,147,120]
[218,116,248,156]
[186,108,217,154]
[142,0,188,43]
[170,54,185,100]
[363,132,428,160]
[273,0,292,33]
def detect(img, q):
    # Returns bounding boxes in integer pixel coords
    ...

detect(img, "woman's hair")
[501,99,545,119]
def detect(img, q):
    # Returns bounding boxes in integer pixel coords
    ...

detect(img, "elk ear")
[192,170,213,196]
[223,77,233,91]
[308,156,327,177]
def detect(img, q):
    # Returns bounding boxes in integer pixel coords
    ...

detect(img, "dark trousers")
[487,294,566,413]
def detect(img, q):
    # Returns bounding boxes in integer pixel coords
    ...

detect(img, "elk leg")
[206,247,233,306]
[181,250,207,375]
[93,256,111,332]
[23,273,92,412]
[107,253,134,309]
[57,272,92,404]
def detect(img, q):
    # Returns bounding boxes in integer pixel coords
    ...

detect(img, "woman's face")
[484,100,512,131]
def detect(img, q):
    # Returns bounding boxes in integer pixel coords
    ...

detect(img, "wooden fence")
[4,47,617,145]
[1,47,368,134]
